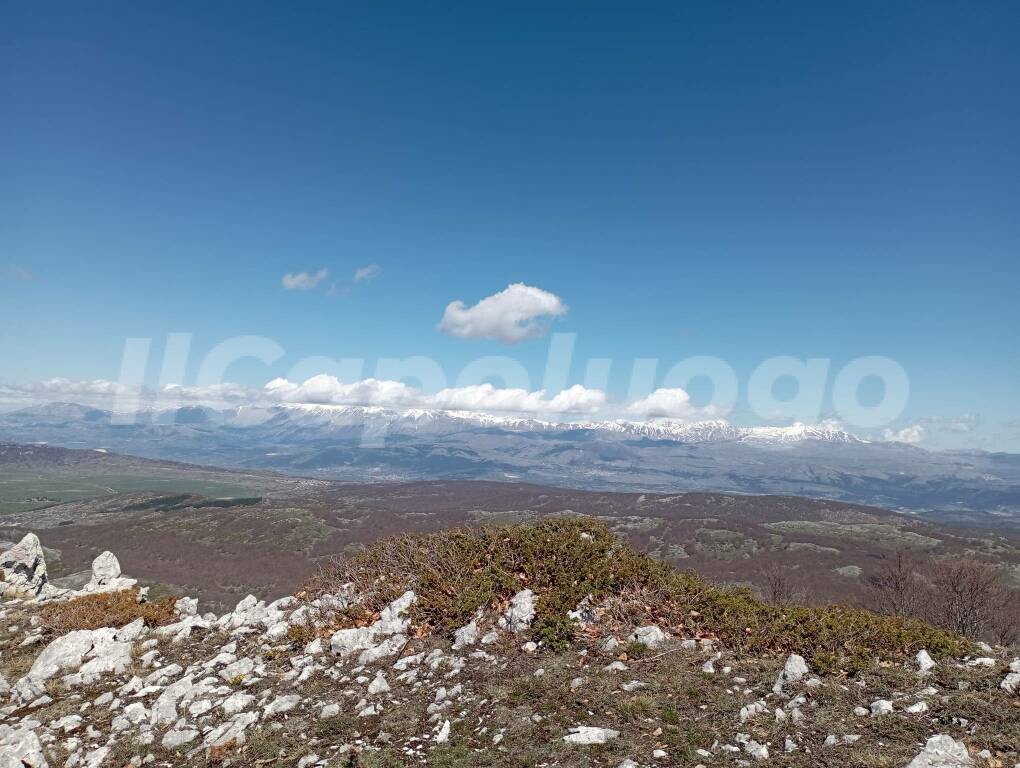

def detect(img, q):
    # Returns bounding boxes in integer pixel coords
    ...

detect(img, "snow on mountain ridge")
[254,403,864,444]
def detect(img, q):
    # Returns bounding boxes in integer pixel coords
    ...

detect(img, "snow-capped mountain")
[222,403,863,444]
[1,401,1017,519]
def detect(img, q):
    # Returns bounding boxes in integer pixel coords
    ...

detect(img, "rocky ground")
[1,530,1019,768]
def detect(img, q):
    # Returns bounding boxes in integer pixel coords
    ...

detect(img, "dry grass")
[40,589,178,633]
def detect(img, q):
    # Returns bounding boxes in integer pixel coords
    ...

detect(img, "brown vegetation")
[40,589,178,634]
[867,550,1019,647]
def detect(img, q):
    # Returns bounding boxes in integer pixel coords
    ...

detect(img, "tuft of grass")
[40,589,178,634]
[285,623,315,645]
[305,517,972,666]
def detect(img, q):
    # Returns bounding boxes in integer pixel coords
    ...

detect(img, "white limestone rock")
[330,591,416,657]
[203,711,259,748]
[83,551,137,593]
[367,671,390,695]
[1001,672,1020,696]
[0,723,48,768]
[162,726,199,749]
[0,533,50,598]
[905,735,973,768]
[500,589,536,632]
[563,726,620,745]
[263,694,300,718]
[435,719,451,743]
[871,699,894,716]
[375,590,416,635]
[14,620,141,700]
[150,675,196,726]
[772,653,810,695]
[917,650,936,674]
[453,613,482,649]
[221,691,254,716]
[628,625,669,649]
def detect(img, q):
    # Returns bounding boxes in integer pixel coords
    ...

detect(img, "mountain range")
[1,401,1018,524]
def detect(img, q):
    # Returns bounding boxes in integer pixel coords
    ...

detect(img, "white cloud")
[431,383,606,414]
[626,388,693,419]
[162,383,253,402]
[920,414,979,433]
[30,378,134,396]
[438,283,568,344]
[262,376,606,415]
[264,375,421,408]
[431,384,542,412]
[282,268,329,290]
[882,424,926,444]
[546,384,608,413]
[2,265,33,281]
[353,264,381,283]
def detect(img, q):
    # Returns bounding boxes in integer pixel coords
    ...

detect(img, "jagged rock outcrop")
[0,723,47,768]
[13,618,143,702]
[329,589,415,661]
[81,551,137,594]
[0,533,50,598]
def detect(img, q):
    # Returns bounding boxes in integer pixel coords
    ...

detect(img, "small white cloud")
[2,265,33,281]
[626,388,693,419]
[282,268,329,290]
[882,424,926,444]
[920,414,979,433]
[353,264,381,283]
[438,283,568,344]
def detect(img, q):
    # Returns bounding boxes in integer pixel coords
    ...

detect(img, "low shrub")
[305,517,972,666]
[41,589,178,633]
[306,518,662,638]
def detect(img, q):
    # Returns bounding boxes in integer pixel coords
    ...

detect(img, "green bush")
[305,517,972,666]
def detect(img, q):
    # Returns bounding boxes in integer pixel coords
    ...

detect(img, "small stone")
[870,699,894,717]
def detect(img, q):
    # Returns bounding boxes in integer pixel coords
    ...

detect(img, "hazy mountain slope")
[2,402,1019,522]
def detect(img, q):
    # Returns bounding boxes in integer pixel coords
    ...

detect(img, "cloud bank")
[438,283,567,344]
[1,375,607,418]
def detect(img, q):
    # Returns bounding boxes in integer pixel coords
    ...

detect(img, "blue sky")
[1,1,1018,449]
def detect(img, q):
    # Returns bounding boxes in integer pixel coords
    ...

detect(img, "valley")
[2,442,1017,615]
